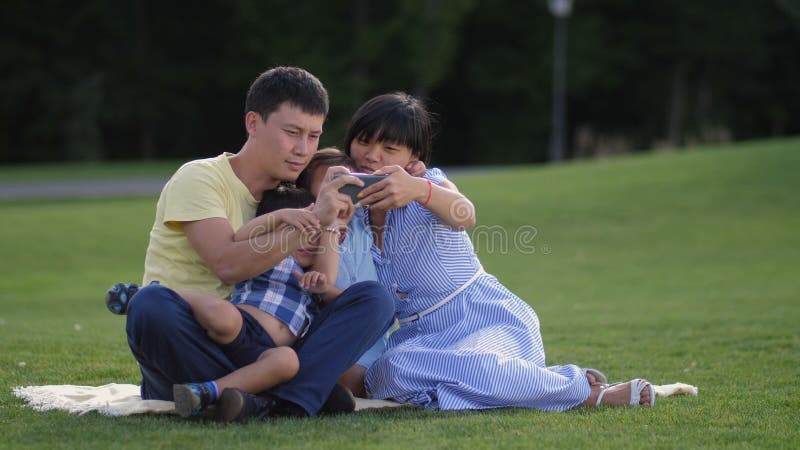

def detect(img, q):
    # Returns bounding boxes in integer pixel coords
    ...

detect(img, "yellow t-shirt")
[143,153,258,298]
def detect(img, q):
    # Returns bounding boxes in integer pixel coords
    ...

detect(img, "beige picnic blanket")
[12,382,697,416]
[653,383,698,397]
[11,383,405,416]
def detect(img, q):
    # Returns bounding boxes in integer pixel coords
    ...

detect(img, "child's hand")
[404,160,427,177]
[275,207,320,233]
[331,207,354,230]
[293,270,329,294]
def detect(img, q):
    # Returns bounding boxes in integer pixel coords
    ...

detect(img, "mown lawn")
[1,138,798,449]
[0,159,183,183]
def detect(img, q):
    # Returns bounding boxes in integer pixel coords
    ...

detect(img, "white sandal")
[595,378,655,407]
[583,368,608,385]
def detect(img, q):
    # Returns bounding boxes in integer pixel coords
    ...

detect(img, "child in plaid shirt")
[172,186,349,419]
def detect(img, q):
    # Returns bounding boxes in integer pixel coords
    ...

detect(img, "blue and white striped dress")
[364,168,591,411]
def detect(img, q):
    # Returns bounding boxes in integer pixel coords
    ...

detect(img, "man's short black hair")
[245,66,329,121]
[256,185,315,217]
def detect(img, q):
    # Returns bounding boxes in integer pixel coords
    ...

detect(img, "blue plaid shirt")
[230,256,316,338]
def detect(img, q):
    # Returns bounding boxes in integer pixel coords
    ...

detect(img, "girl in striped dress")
[344,93,655,411]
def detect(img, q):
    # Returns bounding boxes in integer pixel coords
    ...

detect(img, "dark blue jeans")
[125,281,395,415]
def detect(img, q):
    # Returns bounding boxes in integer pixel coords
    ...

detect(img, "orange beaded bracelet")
[420,179,433,206]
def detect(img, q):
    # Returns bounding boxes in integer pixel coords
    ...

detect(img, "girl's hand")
[405,160,427,177]
[274,206,320,233]
[294,270,329,294]
[357,165,429,210]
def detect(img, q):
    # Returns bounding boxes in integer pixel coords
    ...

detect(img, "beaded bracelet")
[322,226,342,237]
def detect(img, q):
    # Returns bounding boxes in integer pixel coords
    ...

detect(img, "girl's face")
[349,135,415,174]
[307,163,358,197]
[292,247,315,269]
[308,166,328,197]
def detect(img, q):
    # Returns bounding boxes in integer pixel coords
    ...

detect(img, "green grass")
[1,138,799,448]
[0,159,183,182]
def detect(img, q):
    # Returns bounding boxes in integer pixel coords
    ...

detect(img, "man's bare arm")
[185,166,359,286]
[184,217,305,285]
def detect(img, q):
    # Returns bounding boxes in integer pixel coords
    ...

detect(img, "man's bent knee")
[126,284,190,337]
[352,281,395,323]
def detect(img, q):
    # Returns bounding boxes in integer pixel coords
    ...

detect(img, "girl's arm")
[306,228,343,303]
[305,200,355,302]
[232,208,320,242]
[293,226,343,302]
[232,211,281,242]
[357,166,477,230]
[295,268,343,304]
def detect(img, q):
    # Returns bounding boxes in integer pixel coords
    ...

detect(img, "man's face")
[249,103,325,182]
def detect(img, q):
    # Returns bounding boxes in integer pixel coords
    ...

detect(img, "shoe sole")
[216,389,246,423]
[320,384,356,415]
[172,385,201,418]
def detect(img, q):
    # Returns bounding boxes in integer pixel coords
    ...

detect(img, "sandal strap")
[629,378,655,406]
[629,379,643,405]
[596,379,655,407]
[594,386,607,406]
[583,368,608,385]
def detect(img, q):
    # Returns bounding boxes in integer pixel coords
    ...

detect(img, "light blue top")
[335,206,387,369]
[335,207,378,288]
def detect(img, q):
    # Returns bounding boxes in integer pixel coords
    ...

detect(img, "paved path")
[0,166,499,200]
[0,177,169,200]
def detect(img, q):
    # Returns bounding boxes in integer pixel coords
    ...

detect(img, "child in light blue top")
[335,206,378,288]
[337,206,387,375]
[297,148,399,397]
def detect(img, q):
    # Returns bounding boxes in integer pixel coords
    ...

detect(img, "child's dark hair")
[296,147,356,193]
[256,185,315,217]
[343,92,436,164]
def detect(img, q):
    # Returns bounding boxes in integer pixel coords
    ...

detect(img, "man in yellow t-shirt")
[142,152,258,298]
[123,67,394,419]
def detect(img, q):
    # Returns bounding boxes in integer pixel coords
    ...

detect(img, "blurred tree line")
[1,0,798,165]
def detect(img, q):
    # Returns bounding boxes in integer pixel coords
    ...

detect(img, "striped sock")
[202,381,219,403]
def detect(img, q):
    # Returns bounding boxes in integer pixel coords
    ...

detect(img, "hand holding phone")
[333,173,387,203]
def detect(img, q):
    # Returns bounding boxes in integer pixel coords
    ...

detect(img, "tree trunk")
[667,62,688,148]
[134,0,155,159]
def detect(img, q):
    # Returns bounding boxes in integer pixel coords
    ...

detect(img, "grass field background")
[0,160,182,183]
[1,138,798,448]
